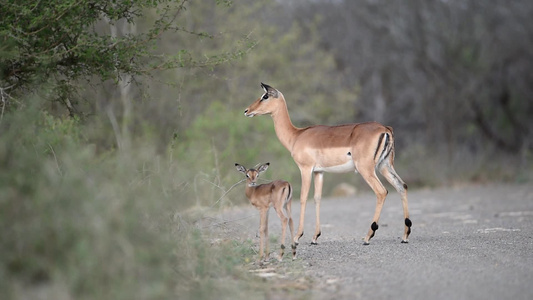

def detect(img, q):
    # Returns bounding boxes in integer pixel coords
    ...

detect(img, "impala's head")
[235,162,270,187]
[244,83,283,117]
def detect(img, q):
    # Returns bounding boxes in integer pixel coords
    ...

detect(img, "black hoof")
[310,241,318,245]
[401,240,409,244]
[363,241,370,245]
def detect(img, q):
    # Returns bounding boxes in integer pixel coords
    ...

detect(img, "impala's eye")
[262,94,269,100]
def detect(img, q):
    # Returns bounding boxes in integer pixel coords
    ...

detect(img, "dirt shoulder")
[214,183,533,300]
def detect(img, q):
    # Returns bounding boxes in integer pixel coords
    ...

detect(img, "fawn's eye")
[262,94,269,100]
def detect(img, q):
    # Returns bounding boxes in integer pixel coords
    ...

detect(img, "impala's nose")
[244,109,254,117]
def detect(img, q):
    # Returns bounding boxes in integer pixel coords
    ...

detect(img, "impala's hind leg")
[358,162,388,245]
[379,163,411,243]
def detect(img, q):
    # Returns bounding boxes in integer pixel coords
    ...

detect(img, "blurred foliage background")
[1,0,532,299]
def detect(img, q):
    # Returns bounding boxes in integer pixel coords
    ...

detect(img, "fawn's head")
[244,83,284,117]
[235,162,270,187]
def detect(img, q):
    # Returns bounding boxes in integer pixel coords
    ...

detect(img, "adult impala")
[244,83,411,245]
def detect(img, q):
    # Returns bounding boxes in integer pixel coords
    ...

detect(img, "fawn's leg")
[286,196,296,259]
[258,209,268,263]
[274,202,288,261]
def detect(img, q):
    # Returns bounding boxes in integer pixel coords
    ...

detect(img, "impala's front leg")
[258,209,268,264]
[295,168,312,245]
[311,172,324,245]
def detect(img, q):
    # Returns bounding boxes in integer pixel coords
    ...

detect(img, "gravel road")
[216,183,533,299]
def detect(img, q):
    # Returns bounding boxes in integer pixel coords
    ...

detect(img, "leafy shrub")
[0,102,262,300]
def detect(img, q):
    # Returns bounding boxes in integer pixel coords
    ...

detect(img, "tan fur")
[244,83,411,245]
[235,163,296,264]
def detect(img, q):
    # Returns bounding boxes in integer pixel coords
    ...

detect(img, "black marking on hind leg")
[311,231,321,245]
[405,218,412,228]
[369,222,379,239]
[291,244,297,250]
[403,183,408,190]
[406,218,412,236]
[403,218,412,243]
[371,222,379,231]
[281,244,285,250]
[294,231,304,246]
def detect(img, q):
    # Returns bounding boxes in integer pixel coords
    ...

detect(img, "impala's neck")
[271,96,299,151]
[244,183,255,200]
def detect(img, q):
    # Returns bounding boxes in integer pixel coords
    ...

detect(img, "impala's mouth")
[244,110,255,117]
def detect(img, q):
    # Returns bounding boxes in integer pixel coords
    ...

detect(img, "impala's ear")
[257,162,270,173]
[260,83,278,98]
[235,163,247,174]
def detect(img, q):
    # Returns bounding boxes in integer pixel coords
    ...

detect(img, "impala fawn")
[235,162,296,263]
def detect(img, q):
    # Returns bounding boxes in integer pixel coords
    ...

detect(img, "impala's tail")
[282,184,293,213]
[286,184,293,204]
[374,128,395,167]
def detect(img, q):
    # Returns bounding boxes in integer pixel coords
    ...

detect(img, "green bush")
[0,103,264,300]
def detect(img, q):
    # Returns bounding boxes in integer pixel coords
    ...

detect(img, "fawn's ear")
[235,163,247,174]
[257,162,270,173]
